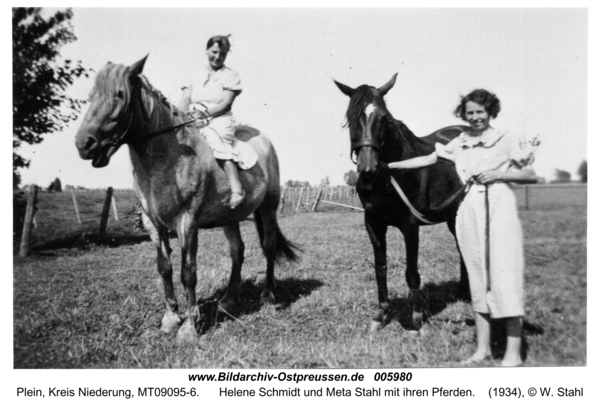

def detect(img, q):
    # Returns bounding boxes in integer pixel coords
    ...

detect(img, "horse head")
[75,55,149,168]
[335,74,397,181]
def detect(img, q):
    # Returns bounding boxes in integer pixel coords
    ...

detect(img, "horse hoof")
[160,310,182,334]
[176,321,197,344]
[407,330,421,338]
[260,290,276,305]
[370,320,384,334]
[412,312,423,329]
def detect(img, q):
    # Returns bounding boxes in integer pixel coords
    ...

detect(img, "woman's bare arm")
[388,152,438,170]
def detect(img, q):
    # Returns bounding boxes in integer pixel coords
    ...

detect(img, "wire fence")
[280,183,587,213]
[14,183,586,256]
[510,183,587,210]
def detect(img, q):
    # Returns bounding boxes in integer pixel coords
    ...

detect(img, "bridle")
[105,82,198,150]
[349,109,387,164]
[350,138,382,164]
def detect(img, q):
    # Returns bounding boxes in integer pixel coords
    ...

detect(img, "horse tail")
[272,219,300,263]
[253,208,300,264]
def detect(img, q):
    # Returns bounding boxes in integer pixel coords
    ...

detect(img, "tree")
[285,180,310,188]
[344,170,358,186]
[577,160,587,183]
[552,169,571,184]
[47,177,62,192]
[13,8,90,189]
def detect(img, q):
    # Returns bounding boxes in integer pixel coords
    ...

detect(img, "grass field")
[13,187,586,368]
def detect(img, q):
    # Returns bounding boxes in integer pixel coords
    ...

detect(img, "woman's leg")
[223,159,244,209]
[501,317,523,366]
[463,312,492,364]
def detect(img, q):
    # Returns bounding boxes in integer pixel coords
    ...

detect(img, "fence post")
[295,187,305,212]
[311,187,323,212]
[279,186,288,214]
[71,188,82,224]
[19,184,38,257]
[99,187,113,237]
[524,184,529,210]
[111,195,119,220]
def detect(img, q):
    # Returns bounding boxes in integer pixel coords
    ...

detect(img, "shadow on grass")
[30,232,151,253]
[195,277,324,335]
[383,279,543,363]
[383,280,468,330]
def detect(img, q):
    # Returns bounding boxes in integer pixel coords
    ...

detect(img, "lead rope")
[390,176,436,224]
[485,184,491,292]
[390,175,474,225]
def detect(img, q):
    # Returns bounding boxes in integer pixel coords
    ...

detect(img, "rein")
[145,116,197,140]
[112,84,200,147]
[144,104,210,140]
[390,175,473,224]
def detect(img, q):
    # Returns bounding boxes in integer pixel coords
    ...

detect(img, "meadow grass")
[13,189,586,368]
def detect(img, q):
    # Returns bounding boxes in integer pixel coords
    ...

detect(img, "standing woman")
[388,89,538,366]
[178,35,244,209]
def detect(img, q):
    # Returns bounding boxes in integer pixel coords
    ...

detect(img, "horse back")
[421,125,470,145]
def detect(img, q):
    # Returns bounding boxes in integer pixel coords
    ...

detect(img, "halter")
[349,101,391,163]
[349,119,386,163]
[350,138,382,164]
[104,106,136,151]
[107,83,199,148]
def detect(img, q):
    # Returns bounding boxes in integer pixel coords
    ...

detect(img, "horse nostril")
[83,137,96,151]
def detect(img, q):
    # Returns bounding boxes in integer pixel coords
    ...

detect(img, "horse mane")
[344,85,390,131]
[383,119,434,162]
[344,85,433,162]
[90,62,174,124]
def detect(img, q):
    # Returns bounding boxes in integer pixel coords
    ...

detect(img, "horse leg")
[400,223,424,332]
[176,216,200,344]
[447,214,470,300]
[142,211,181,333]
[365,217,389,333]
[253,207,279,305]
[218,223,245,314]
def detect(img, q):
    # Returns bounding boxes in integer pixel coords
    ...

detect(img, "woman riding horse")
[75,56,297,343]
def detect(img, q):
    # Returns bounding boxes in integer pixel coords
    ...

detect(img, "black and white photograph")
[9,2,595,405]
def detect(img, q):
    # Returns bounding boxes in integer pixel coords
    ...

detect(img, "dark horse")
[335,74,470,332]
[75,56,297,343]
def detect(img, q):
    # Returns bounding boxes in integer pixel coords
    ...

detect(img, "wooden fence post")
[71,188,82,224]
[19,184,38,257]
[305,186,311,207]
[295,187,305,212]
[279,186,288,214]
[311,187,323,212]
[99,187,113,237]
[111,195,119,220]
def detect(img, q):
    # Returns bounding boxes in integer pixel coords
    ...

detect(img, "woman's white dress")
[189,65,242,161]
[435,128,534,318]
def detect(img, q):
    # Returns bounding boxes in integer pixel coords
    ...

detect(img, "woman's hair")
[454,89,501,120]
[206,35,231,52]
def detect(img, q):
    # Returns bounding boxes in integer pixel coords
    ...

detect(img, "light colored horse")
[75,56,298,342]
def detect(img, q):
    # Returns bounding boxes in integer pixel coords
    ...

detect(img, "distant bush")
[48,177,62,192]
[344,170,358,186]
[551,169,571,184]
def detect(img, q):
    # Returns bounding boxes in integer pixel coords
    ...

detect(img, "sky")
[13,6,589,189]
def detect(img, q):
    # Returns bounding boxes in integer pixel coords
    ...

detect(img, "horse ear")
[129,54,149,76]
[378,73,398,96]
[334,80,355,97]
